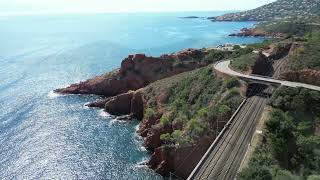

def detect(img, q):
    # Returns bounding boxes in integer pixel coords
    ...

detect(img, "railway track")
[272,57,288,79]
[187,56,314,179]
[190,86,268,179]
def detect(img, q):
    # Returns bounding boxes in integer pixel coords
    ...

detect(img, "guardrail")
[240,76,282,86]
[250,74,276,80]
[187,98,247,180]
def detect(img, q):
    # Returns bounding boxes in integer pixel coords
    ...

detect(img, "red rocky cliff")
[55,49,207,97]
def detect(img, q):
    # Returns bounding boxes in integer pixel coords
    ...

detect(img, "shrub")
[187,118,204,137]
[308,175,320,180]
[203,49,230,63]
[231,53,258,72]
[232,47,254,58]
[144,108,155,119]
[218,105,231,116]
[197,108,209,117]
[233,45,241,50]
[274,170,301,180]
[247,40,274,50]
[229,87,240,96]
[160,113,174,126]
[171,130,186,145]
[238,166,272,180]
[225,77,240,89]
[160,133,172,143]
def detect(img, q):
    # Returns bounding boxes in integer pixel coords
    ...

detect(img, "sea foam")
[47,90,64,99]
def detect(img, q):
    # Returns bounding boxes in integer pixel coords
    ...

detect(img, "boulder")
[105,92,134,116]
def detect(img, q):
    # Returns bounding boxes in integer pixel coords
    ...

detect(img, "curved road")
[214,60,320,92]
[188,60,320,180]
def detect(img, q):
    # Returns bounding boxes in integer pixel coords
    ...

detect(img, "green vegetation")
[165,67,242,144]
[160,113,174,126]
[145,66,244,146]
[233,45,241,50]
[203,49,231,63]
[257,21,318,37]
[210,0,320,22]
[202,47,255,64]
[247,40,275,50]
[230,52,258,72]
[290,32,320,71]
[239,87,320,180]
[144,108,156,119]
[160,130,191,145]
[224,77,240,89]
[231,47,254,58]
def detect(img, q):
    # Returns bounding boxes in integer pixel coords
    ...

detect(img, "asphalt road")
[214,60,320,92]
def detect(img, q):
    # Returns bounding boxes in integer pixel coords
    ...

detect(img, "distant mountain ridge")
[209,0,320,21]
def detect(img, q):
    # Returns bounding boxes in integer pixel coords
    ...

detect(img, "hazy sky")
[0,0,276,15]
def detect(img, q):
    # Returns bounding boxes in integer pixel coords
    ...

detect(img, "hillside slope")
[209,0,320,21]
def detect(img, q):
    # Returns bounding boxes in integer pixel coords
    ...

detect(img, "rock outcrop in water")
[56,52,244,178]
[148,137,212,177]
[55,49,208,97]
[229,28,284,38]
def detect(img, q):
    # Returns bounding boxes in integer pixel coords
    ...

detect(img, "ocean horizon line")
[0,10,240,17]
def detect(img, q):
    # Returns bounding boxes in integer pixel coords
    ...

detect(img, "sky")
[0,0,277,16]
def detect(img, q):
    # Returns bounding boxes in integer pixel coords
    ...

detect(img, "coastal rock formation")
[83,67,222,178]
[55,47,247,179]
[87,98,110,108]
[104,91,142,118]
[229,28,284,38]
[55,49,207,97]
[181,16,200,19]
[148,137,212,177]
[88,90,144,120]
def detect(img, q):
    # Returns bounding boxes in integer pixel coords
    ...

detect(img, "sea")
[0,12,263,180]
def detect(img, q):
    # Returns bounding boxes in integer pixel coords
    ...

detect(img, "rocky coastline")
[54,12,320,177]
[55,49,207,97]
[55,39,320,179]
[55,45,253,178]
[229,28,284,38]
[55,49,217,177]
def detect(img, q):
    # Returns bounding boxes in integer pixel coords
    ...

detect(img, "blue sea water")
[0,12,263,179]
